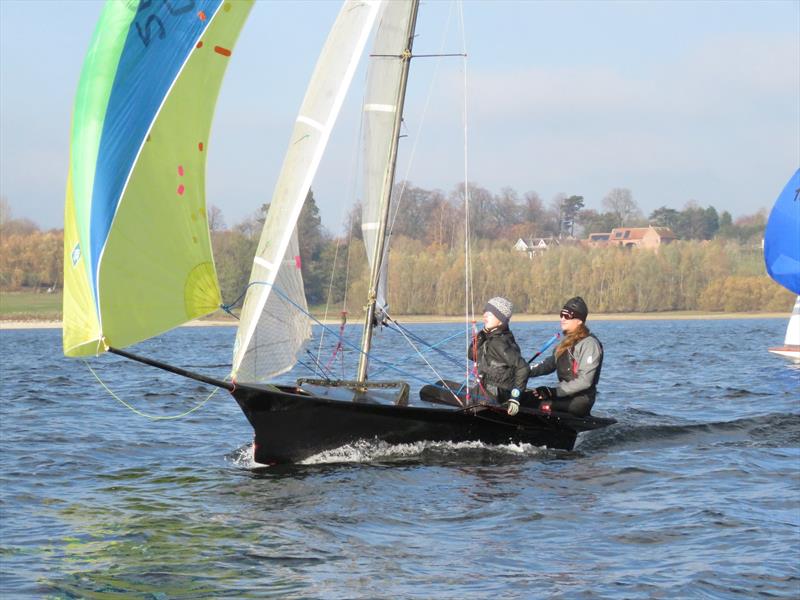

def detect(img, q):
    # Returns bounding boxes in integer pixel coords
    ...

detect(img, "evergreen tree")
[559,195,584,237]
[649,206,681,230]
[297,189,331,305]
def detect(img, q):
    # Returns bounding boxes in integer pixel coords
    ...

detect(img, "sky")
[0,0,798,234]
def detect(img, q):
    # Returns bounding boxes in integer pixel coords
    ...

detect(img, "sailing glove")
[533,386,556,401]
[506,399,520,416]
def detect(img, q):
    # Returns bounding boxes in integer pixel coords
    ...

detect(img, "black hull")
[232,382,615,464]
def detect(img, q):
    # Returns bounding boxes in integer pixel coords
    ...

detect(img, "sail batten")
[231,0,383,383]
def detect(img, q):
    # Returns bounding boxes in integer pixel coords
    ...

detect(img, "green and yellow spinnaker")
[63,0,252,357]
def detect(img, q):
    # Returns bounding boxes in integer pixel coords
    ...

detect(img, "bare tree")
[389,182,434,240]
[521,191,544,224]
[424,190,458,247]
[0,196,10,226]
[207,204,227,232]
[234,209,264,240]
[602,188,641,227]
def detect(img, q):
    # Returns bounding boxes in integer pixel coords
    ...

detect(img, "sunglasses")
[560,309,576,320]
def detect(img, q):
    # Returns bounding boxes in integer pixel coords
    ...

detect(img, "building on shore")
[513,236,582,259]
[585,226,677,250]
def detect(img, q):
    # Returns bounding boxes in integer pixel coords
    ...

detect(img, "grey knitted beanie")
[484,296,513,326]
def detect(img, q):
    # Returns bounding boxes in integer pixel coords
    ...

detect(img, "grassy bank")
[0,290,788,328]
[0,290,62,320]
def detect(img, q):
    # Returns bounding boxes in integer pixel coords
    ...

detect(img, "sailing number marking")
[135,0,198,48]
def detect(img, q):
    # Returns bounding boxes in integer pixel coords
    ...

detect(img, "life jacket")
[475,327,523,401]
[553,334,603,416]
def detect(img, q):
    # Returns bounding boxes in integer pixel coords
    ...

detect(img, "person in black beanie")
[468,297,530,415]
[527,296,603,416]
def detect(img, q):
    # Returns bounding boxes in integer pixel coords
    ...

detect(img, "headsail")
[231,0,383,383]
[361,0,418,321]
[63,0,253,357]
[764,168,800,295]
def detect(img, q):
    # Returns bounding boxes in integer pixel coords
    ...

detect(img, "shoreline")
[0,311,788,330]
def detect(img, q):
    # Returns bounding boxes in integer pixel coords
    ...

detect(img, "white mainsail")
[232,0,382,382]
[361,0,417,320]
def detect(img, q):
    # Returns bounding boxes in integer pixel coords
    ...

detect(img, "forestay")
[231,0,383,383]
[63,0,252,357]
[361,0,417,320]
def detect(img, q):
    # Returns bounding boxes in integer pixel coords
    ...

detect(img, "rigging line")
[82,360,221,420]
[340,212,356,379]
[343,209,356,312]
[219,280,252,315]
[318,82,365,375]
[382,310,452,386]
[385,319,461,357]
[370,53,466,58]
[408,52,467,58]
[371,327,464,377]
[220,304,240,320]
[300,352,332,381]
[385,321,464,369]
[386,0,457,239]
[456,0,474,390]
[316,234,344,376]
[248,281,433,385]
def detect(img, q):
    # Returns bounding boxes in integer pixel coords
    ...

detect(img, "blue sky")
[1,0,798,233]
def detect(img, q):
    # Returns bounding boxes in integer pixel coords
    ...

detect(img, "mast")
[356,0,420,384]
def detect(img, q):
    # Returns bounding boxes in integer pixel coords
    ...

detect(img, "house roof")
[650,226,676,239]
[514,238,529,250]
[608,226,677,241]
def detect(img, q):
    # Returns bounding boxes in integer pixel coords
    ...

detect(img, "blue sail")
[764,169,800,295]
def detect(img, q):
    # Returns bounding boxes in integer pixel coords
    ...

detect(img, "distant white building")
[513,237,561,259]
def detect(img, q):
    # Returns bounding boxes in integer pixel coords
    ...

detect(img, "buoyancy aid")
[552,334,603,416]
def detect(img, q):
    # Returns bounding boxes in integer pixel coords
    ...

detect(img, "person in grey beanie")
[467,297,530,415]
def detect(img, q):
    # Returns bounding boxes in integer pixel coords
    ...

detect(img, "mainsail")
[63,0,252,357]
[231,0,382,383]
[360,0,419,320]
[764,168,800,295]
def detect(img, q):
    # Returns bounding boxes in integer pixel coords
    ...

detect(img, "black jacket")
[468,326,530,400]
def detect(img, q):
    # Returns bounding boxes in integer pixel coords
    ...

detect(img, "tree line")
[1,186,789,315]
[343,182,767,246]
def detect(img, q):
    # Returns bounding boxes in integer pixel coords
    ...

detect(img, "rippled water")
[1,318,798,598]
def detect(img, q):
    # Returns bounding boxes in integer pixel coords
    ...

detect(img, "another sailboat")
[764,169,800,363]
[63,0,615,465]
[768,297,800,362]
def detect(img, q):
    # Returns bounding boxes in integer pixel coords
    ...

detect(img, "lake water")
[1,318,798,598]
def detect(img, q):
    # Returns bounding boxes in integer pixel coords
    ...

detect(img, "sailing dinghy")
[63,0,615,465]
[764,169,800,363]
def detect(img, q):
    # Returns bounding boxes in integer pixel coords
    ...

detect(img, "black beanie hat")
[562,296,589,322]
